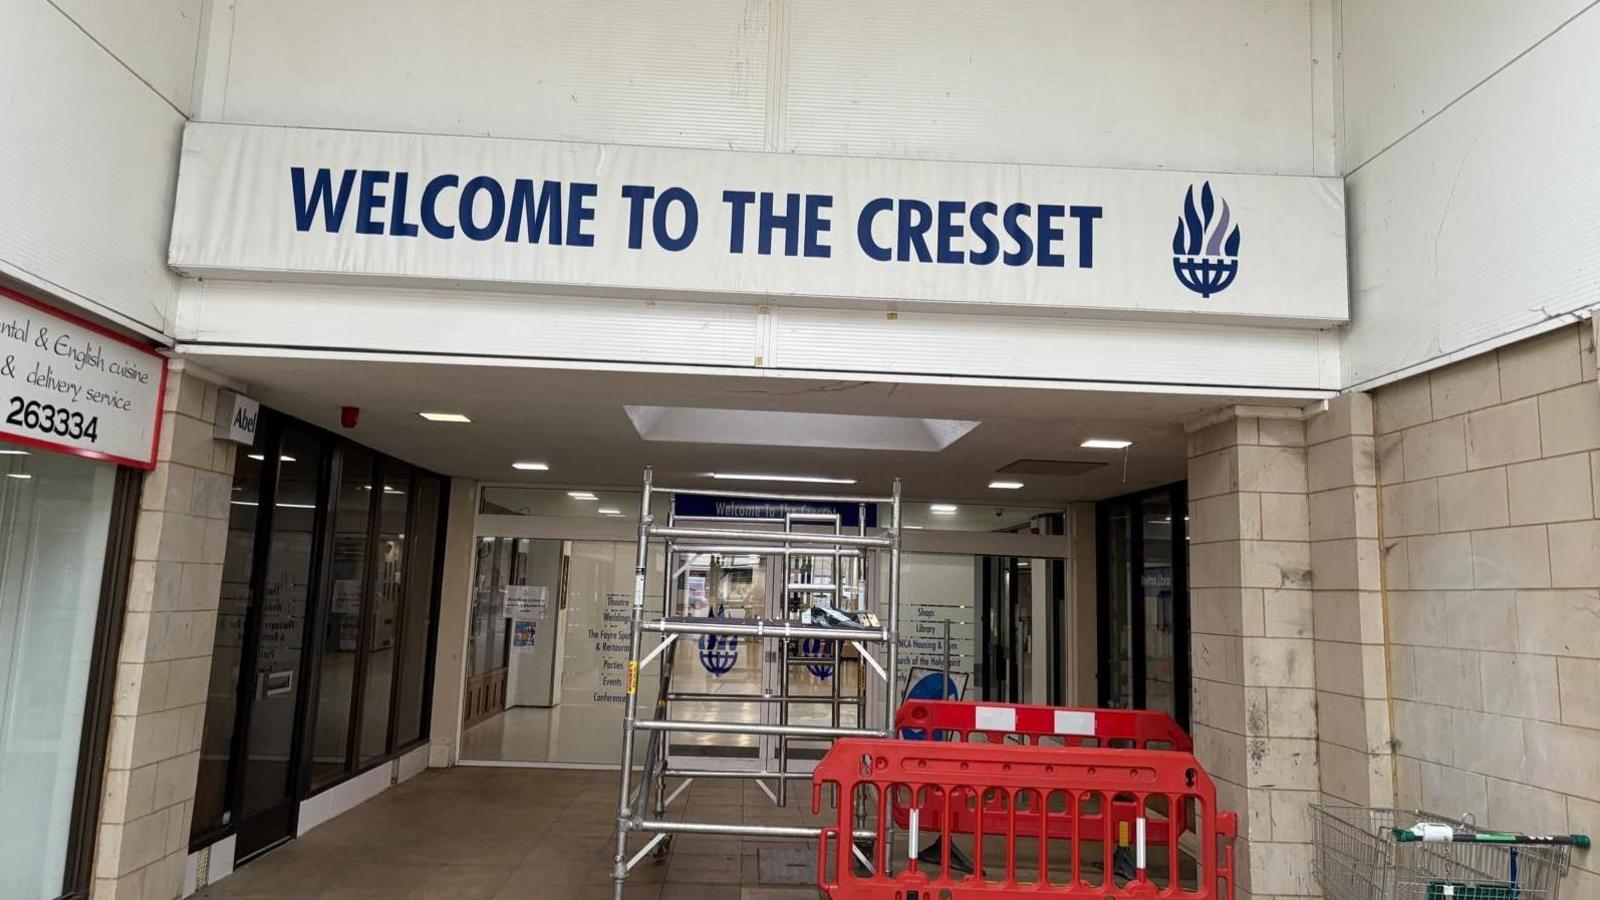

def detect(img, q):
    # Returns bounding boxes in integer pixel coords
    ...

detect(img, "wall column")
[93,369,237,900]
[1066,502,1098,707]
[427,477,479,767]
[1186,406,1319,899]
[1305,393,1394,809]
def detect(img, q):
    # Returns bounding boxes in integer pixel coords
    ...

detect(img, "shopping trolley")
[814,737,1238,898]
[1311,804,1591,899]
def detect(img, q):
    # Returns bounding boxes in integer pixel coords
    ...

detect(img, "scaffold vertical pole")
[886,477,901,734]
[612,466,653,899]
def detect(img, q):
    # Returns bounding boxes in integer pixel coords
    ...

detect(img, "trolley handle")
[1393,825,1592,847]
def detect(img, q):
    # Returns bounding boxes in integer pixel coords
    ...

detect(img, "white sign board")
[213,389,260,445]
[170,123,1348,326]
[503,584,550,621]
[0,286,166,469]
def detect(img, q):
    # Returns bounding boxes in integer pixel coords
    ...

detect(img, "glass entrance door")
[200,419,327,860]
[665,550,770,767]
[236,422,324,857]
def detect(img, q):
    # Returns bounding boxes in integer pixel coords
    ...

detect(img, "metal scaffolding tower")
[611,467,903,898]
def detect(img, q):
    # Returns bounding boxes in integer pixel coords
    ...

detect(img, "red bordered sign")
[0,284,168,470]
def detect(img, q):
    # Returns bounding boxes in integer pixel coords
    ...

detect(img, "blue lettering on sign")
[508,179,564,244]
[287,168,1104,269]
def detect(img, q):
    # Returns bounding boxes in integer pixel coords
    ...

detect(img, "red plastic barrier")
[893,702,1193,844]
[814,738,1237,899]
[895,701,1191,750]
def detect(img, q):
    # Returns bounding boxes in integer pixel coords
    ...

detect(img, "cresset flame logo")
[799,637,835,680]
[1172,181,1242,298]
[697,604,739,676]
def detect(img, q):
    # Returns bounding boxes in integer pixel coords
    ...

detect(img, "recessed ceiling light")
[706,472,858,485]
[597,507,623,516]
[512,461,549,471]
[930,504,958,515]
[247,454,297,463]
[419,412,472,423]
[1080,438,1133,450]
[988,480,1024,490]
[568,491,598,501]
[6,472,32,480]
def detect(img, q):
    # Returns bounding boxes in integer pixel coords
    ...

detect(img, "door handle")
[258,670,294,698]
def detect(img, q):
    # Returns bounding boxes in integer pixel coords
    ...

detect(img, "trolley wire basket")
[1312,804,1580,899]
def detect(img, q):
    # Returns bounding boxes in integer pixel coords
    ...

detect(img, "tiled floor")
[195,767,825,899]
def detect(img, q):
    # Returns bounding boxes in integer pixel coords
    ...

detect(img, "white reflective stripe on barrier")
[1054,710,1096,736]
[1136,817,1147,870]
[974,706,1018,732]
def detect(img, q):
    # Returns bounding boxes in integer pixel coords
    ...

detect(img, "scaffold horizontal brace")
[668,545,865,557]
[634,820,876,841]
[634,720,884,739]
[651,485,893,505]
[662,768,811,780]
[650,525,893,548]
[642,617,889,643]
[666,691,861,705]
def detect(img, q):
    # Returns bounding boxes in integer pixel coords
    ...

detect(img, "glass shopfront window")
[392,476,444,747]
[0,449,118,899]
[193,435,264,837]
[358,462,410,765]
[312,447,373,785]
[191,409,448,858]
[1097,482,1190,728]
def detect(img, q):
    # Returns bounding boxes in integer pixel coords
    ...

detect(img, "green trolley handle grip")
[1394,827,1591,848]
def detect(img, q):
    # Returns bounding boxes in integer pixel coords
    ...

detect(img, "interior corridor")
[191,767,826,899]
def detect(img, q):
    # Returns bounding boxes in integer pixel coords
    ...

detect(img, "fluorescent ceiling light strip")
[231,501,317,509]
[707,472,857,484]
[512,461,549,471]
[930,504,958,514]
[1080,438,1133,449]
[568,491,598,500]
[419,412,472,423]
[988,480,1024,490]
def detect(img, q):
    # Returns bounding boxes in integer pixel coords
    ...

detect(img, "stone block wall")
[94,369,236,900]
[1185,396,1406,898]
[1374,322,1600,895]
[1187,408,1321,899]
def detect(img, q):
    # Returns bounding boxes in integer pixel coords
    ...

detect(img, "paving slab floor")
[193,766,826,900]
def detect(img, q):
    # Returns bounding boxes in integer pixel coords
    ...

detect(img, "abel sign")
[0,286,166,469]
[170,122,1348,325]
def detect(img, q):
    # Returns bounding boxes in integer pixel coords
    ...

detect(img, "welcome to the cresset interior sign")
[169,122,1348,326]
